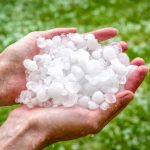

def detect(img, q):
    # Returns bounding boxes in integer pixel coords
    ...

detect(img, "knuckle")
[22,115,39,129]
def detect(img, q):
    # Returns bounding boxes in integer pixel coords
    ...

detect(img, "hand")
[0,27,119,106]
[1,62,147,150]
[0,28,148,150]
[0,28,77,106]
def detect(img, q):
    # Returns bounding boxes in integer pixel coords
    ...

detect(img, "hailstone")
[17,33,137,111]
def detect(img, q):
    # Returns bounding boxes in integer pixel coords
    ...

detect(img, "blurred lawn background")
[0,0,150,149]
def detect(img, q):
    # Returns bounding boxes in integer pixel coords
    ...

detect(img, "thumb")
[38,27,77,39]
[100,90,134,127]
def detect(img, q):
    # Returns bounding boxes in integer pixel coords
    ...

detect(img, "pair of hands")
[0,27,148,150]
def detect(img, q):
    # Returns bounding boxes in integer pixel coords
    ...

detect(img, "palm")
[12,63,147,146]
[0,28,79,105]
[0,33,43,105]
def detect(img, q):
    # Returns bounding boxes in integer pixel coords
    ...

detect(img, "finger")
[111,91,134,116]
[125,65,149,92]
[111,41,128,52]
[98,90,134,126]
[92,27,118,41]
[131,57,145,66]
[119,41,128,52]
[39,27,77,38]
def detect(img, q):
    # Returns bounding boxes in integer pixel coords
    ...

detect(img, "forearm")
[0,114,47,150]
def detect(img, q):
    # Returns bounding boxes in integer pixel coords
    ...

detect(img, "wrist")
[0,112,46,150]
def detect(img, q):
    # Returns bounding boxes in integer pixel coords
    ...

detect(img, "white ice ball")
[88,101,99,110]
[78,96,90,108]
[47,82,64,98]
[92,91,104,104]
[103,46,117,60]
[100,102,110,110]
[23,59,38,71]
[71,65,84,80]
[19,33,137,110]
[36,88,48,102]
[52,35,61,45]
[92,50,102,59]
[127,65,138,77]
[37,37,46,49]
[62,93,78,107]
[118,53,130,66]
[111,63,127,76]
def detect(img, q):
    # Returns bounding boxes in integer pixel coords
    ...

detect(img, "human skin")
[0,28,148,150]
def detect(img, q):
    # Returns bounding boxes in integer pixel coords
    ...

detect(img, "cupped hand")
[9,62,147,150]
[5,30,148,149]
[0,28,76,106]
[0,27,119,106]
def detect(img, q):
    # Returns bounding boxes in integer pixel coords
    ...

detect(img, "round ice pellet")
[23,59,38,71]
[71,65,84,80]
[83,83,97,96]
[66,41,76,50]
[118,76,127,85]
[86,60,102,74]
[47,67,63,78]
[88,101,99,110]
[18,33,138,110]
[36,88,48,102]
[86,39,99,51]
[45,39,53,48]
[84,33,95,40]
[111,63,127,76]
[92,50,101,59]
[85,75,100,86]
[62,93,78,107]
[78,96,90,108]
[100,102,109,110]
[66,73,77,82]
[118,53,130,66]
[52,35,61,45]
[26,81,40,92]
[47,82,64,98]
[70,52,79,64]
[52,97,62,105]
[103,46,117,60]
[105,94,116,104]
[37,37,46,48]
[92,91,104,104]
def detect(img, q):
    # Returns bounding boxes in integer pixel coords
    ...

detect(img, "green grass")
[0,0,150,149]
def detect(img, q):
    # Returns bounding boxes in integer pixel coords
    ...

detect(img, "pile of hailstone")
[17,33,137,110]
